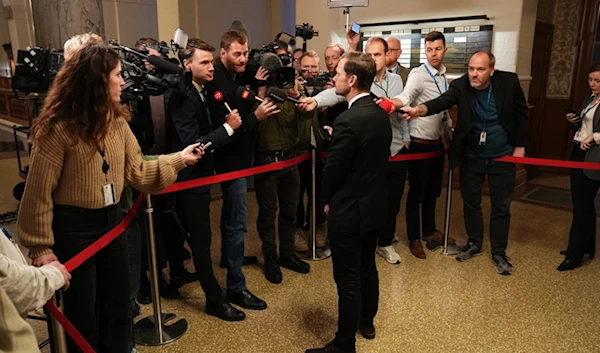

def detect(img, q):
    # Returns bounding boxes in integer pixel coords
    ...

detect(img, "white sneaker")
[376,245,401,264]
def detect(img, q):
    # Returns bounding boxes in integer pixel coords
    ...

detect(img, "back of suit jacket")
[321,95,393,234]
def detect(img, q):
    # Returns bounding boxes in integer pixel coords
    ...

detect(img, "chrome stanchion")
[303,129,331,260]
[134,194,187,346]
[440,168,463,255]
[47,291,68,353]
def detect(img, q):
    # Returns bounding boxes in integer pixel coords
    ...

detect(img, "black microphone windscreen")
[236,86,257,101]
[260,52,283,73]
[147,55,183,74]
[266,86,286,103]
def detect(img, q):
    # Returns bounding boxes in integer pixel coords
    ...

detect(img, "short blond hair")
[325,43,345,56]
[299,50,319,65]
[63,33,104,60]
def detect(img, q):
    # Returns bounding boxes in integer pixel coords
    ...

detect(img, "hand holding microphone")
[236,86,280,120]
[226,109,242,130]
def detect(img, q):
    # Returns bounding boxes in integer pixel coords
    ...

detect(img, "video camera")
[305,72,331,88]
[296,23,318,41]
[111,39,190,101]
[12,47,65,94]
[244,42,295,89]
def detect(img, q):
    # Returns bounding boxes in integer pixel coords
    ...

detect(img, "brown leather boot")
[409,240,426,259]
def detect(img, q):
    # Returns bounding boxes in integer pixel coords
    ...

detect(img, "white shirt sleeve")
[395,70,424,107]
[223,123,234,136]
[314,88,347,108]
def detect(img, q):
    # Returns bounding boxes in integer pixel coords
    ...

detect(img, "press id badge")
[573,130,583,143]
[103,183,116,206]
[479,131,487,146]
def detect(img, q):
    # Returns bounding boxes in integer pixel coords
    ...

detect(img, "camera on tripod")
[12,47,64,94]
[296,23,318,41]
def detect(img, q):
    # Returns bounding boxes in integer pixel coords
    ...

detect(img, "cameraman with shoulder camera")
[204,29,278,312]
[167,38,253,321]
[252,46,313,284]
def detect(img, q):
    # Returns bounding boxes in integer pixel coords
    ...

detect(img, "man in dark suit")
[306,52,392,353]
[401,51,528,276]
[167,39,266,321]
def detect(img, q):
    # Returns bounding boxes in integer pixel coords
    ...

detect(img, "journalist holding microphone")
[558,62,600,271]
[16,43,203,353]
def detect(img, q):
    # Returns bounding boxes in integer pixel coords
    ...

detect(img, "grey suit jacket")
[577,96,600,181]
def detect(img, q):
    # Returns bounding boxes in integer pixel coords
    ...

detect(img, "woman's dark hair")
[589,62,600,74]
[31,43,129,147]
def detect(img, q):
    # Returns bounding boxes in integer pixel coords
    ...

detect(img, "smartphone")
[318,127,332,142]
[351,22,361,34]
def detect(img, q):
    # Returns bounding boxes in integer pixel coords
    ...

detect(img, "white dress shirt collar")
[348,92,370,108]
[424,60,447,76]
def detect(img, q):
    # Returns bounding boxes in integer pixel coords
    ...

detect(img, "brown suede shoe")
[409,240,426,259]
[424,230,456,245]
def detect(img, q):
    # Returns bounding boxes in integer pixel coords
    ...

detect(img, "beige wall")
[296,0,533,73]
[103,0,159,47]
[178,0,274,50]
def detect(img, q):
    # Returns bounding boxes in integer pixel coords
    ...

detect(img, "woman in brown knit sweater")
[17,44,203,353]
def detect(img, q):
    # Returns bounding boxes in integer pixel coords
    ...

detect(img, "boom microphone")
[147,55,183,74]
[260,52,283,72]
[266,86,301,104]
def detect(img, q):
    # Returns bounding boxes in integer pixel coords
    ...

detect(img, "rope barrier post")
[303,141,330,261]
[440,168,463,255]
[47,291,68,353]
[134,194,187,346]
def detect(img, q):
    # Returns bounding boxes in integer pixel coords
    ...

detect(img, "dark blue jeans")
[219,177,248,293]
[125,214,141,352]
[53,204,131,353]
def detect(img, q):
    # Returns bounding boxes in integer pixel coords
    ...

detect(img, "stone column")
[30,0,105,50]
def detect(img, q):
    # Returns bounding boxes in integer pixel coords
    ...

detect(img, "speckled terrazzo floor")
[0,154,598,353]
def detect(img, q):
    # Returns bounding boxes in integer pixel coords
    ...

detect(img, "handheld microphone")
[212,90,232,113]
[147,55,183,74]
[236,86,264,102]
[266,86,301,104]
[378,100,406,115]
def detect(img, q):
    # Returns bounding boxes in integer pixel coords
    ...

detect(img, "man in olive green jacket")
[254,90,315,284]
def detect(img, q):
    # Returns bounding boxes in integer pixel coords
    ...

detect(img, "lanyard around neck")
[474,84,493,132]
[423,64,447,95]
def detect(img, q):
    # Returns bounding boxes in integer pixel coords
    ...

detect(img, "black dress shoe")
[305,341,355,353]
[219,256,259,269]
[264,253,283,284]
[205,301,246,321]
[358,319,375,339]
[278,254,310,274]
[132,302,141,317]
[227,290,267,310]
[170,270,196,289]
[159,275,181,299]
[557,259,579,271]
[137,292,151,305]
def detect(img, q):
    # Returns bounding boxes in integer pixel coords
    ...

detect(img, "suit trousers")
[53,204,131,353]
[405,142,444,241]
[255,164,300,257]
[329,229,379,351]
[175,191,224,303]
[379,151,408,247]
[567,146,599,263]
[459,156,516,255]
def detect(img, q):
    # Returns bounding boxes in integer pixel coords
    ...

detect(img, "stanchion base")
[134,313,187,346]
[440,244,463,256]
[300,247,332,261]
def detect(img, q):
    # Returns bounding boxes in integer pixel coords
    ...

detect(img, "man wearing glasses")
[385,37,411,85]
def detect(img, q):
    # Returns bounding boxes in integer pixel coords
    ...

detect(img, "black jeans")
[405,142,444,241]
[53,204,131,353]
[255,164,300,257]
[329,229,379,352]
[297,158,326,229]
[566,147,600,263]
[175,191,224,303]
[459,157,516,255]
[379,152,408,247]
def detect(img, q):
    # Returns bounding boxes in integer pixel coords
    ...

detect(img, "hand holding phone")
[564,107,581,125]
